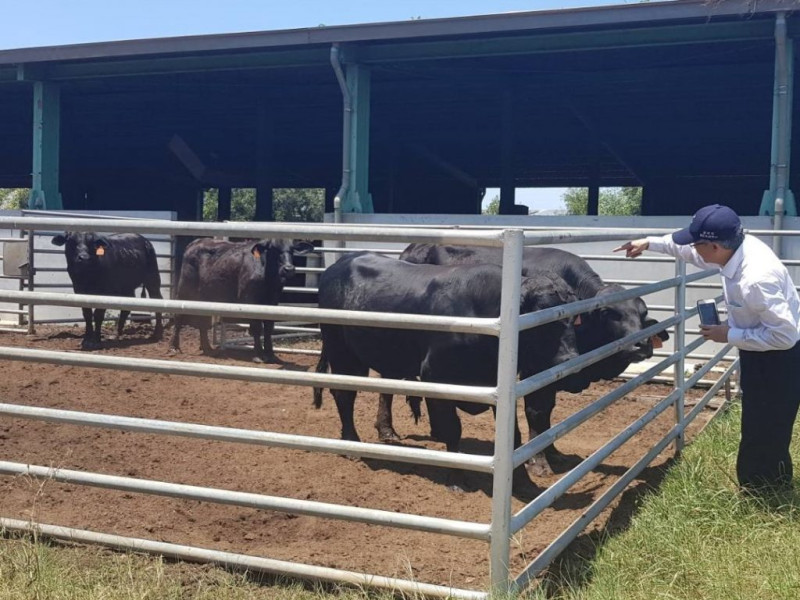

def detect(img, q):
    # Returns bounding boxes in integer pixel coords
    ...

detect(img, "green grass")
[0,532,396,599]
[528,402,800,600]
[3,401,800,600]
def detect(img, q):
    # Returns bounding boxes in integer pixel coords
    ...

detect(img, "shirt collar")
[719,236,745,280]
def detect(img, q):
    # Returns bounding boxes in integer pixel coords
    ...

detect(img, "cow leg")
[251,320,281,364]
[168,315,183,355]
[116,310,130,339]
[426,398,471,492]
[85,308,105,348]
[199,323,215,355]
[332,389,360,442]
[523,385,561,477]
[261,320,281,363]
[80,307,97,349]
[375,394,401,442]
[145,283,163,340]
[490,405,538,494]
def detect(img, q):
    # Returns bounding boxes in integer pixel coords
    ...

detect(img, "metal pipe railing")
[0,461,490,540]
[0,402,492,472]
[0,518,486,600]
[489,229,523,593]
[0,289,500,336]
[0,215,755,596]
[0,344,495,405]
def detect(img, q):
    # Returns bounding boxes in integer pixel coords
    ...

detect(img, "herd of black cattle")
[49,231,669,489]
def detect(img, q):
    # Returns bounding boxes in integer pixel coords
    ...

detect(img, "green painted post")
[344,63,373,213]
[760,32,795,217]
[30,81,63,210]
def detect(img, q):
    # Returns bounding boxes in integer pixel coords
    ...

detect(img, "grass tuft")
[526,402,800,600]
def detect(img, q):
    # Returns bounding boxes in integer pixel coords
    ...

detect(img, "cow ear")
[292,240,314,255]
[51,233,67,246]
[251,242,267,260]
[95,236,110,248]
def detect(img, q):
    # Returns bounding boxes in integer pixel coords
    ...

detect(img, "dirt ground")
[0,321,724,590]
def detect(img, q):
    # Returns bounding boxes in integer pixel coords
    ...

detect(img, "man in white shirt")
[615,204,800,492]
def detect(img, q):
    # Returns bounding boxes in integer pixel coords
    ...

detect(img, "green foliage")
[562,187,642,216]
[483,194,501,215]
[273,188,324,222]
[203,188,323,222]
[0,189,29,210]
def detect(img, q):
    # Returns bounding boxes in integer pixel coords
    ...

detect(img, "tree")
[273,188,324,222]
[203,188,323,222]
[482,194,500,215]
[562,187,642,216]
[0,189,28,210]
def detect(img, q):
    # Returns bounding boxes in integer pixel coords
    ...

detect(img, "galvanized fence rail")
[0,215,740,598]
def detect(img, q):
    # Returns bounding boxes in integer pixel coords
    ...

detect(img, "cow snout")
[279,264,295,279]
[627,339,653,361]
[76,252,91,263]
[554,344,579,366]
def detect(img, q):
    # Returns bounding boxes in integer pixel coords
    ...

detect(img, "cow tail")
[312,346,329,409]
[407,396,422,424]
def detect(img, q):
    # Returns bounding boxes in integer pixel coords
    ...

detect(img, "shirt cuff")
[646,235,670,253]
[727,327,743,347]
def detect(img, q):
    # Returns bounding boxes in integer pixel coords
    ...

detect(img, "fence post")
[673,258,686,453]
[489,228,523,594]
[26,229,35,334]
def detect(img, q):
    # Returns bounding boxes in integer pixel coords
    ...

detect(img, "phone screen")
[697,302,720,326]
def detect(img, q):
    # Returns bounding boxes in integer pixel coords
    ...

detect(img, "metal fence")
[0,215,740,598]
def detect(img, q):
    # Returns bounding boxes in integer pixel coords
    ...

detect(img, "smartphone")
[696,300,720,326]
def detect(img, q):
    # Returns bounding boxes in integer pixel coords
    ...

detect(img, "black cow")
[169,238,313,362]
[313,252,581,489]
[399,243,670,476]
[51,232,164,350]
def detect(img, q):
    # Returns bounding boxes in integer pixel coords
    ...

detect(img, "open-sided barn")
[0,0,797,220]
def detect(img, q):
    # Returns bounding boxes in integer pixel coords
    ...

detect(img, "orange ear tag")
[252,249,261,259]
[95,247,105,256]
[651,335,663,349]
[574,314,582,326]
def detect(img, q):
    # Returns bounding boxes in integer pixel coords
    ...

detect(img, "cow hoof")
[377,428,402,443]
[80,340,101,350]
[261,354,284,365]
[526,454,555,478]
[167,348,181,356]
[252,356,264,364]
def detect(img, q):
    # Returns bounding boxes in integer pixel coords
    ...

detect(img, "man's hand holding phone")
[697,300,729,342]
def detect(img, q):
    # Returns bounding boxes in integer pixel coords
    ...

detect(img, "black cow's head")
[52,232,110,273]
[519,270,581,375]
[250,239,314,284]
[580,284,670,379]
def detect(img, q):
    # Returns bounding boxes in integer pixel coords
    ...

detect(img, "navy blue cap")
[672,204,743,245]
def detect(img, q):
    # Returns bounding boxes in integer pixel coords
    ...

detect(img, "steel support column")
[30,81,62,210]
[256,101,274,221]
[760,13,795,232]
[344,63,373,213]
[499,90,515,215]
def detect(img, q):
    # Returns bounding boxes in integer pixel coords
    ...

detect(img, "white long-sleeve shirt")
[646,233,800,352]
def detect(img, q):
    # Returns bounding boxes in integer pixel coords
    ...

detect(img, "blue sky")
[2,0,637,212]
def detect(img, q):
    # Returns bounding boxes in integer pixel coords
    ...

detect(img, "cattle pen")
[0,215,738,598]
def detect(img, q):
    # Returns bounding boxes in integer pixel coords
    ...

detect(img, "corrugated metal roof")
[0,0,792,65]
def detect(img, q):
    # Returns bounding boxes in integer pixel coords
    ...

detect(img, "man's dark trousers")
[737,342,800,490]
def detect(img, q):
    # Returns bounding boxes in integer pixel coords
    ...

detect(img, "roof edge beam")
[358,20,776,63]
[23,47,331,81]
